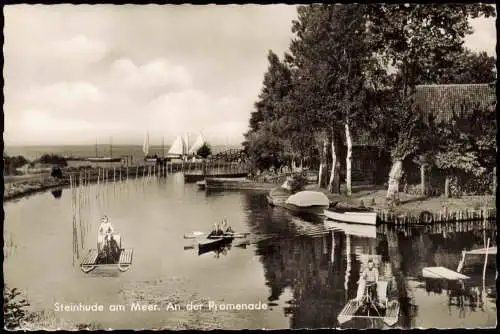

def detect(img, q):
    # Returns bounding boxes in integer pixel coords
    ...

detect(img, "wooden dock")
[205,177,276,190]
[422,267,470,280]
[376,219,496,236]
[376,207,496,225]
[463,247,497,255]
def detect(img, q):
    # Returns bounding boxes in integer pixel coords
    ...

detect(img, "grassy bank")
[305,183,496,219]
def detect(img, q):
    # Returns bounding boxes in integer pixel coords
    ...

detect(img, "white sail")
[142,132,150,156]
[188,134,206,155]
[168,135,185,155]
[183,132,190,155]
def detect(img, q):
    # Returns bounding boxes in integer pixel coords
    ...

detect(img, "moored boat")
[267,178,294,206]
[324,209,377,225]
[284,190,330,215]
[87,157,122,163]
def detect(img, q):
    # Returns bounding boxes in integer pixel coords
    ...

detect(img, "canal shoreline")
[3,164,164,202]
[4,173,496,224]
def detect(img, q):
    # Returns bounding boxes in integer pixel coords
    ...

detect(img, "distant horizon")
[4,143,244,148]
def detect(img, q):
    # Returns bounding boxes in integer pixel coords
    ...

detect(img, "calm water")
[3,173,497,329]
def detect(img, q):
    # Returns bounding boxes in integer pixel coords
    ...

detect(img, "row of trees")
[4,154,68,175]
[243,4,496,203]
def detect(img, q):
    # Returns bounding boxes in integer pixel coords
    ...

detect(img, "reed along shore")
[3,164,168,202]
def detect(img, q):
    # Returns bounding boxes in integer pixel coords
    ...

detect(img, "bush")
[4,285,30,330]
[3,155,29,174]
[197,143,212,159]
[38,154,67,167]
[289,173,308,193]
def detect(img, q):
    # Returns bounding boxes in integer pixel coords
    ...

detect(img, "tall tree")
[365,3,496,204]
[243,50,294,170]
[424,48,497,84]
[287,4,375,193]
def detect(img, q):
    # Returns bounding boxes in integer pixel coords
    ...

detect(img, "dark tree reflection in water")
[242,192,496,329]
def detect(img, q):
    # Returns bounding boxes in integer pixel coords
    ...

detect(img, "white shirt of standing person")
[98,217,114,236]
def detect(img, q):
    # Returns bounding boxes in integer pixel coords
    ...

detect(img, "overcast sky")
[3,5,497,146]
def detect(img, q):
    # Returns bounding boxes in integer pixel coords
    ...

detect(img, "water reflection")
[51,188,63,199]
[3,178,496,329]
[243,192,496,329]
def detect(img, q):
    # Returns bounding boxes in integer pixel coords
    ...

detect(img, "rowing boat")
[198,236,234,255]
[184,232,249,239]
[323,209,377,225]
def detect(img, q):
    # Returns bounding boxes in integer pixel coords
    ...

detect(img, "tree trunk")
[318,138,328,188]
[386,159,403,205]
[345,121,353,196]
[444,176,450,198]
[492,167,496,195]
[420,164,427,196]
[328,135,340,193]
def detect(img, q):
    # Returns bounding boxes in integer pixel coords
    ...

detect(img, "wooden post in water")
[482,237,490,298]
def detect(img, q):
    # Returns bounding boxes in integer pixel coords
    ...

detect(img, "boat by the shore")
[196,180,206,189]
[324,209,377,225]
[266,178,294,206]
[283,190,330,215]
[184,172,248,183]
[87,157,122,163]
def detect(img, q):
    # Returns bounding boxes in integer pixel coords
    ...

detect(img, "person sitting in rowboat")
[208,222,224,238]
[222,219,234,234]
[355,259,380,306]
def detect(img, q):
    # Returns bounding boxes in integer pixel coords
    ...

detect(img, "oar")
[184,232,251,239]
[183,231,208,239]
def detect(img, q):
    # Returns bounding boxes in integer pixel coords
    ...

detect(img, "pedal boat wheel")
[80,264,97,273]
[117,263,131,272]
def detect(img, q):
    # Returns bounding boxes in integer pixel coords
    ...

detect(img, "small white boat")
[284,191,330,215]
[324,209,377,225]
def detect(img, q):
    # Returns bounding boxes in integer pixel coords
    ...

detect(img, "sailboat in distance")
[188,133,206,155]
[166,135,185,159]
[143,132,157,163]
[87,137,122,162]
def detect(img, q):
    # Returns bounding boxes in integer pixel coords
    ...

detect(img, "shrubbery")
[38,154,67,167]
[196,143,212,159]
[4,285,30,330]
[3,155,29,174]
